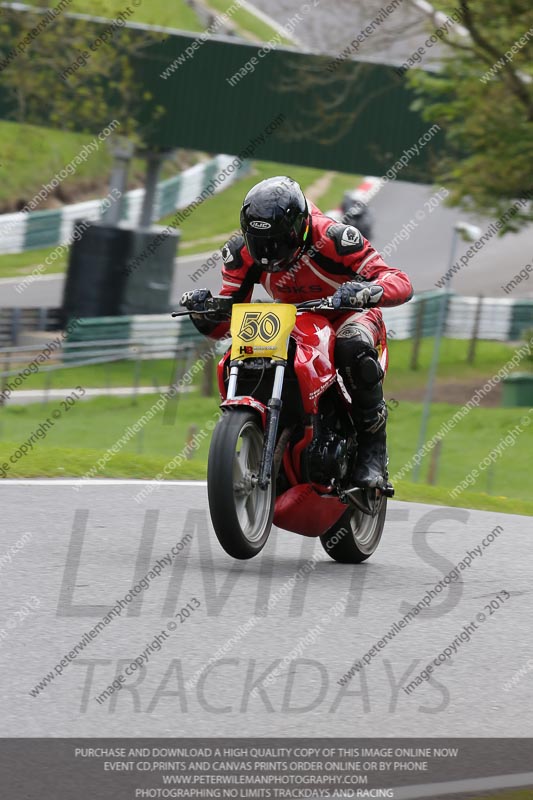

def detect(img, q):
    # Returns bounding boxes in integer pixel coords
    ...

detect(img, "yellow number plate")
[230,303,297,361]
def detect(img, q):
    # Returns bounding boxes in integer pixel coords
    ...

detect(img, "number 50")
[238,312,280,343]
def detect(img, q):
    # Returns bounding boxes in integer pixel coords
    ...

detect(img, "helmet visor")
[244,231,300,273]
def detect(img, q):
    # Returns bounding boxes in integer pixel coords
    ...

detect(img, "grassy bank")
[9,337,528,393]
[0,158,361,278]
[1,390,531,514]
[15,0,204,33]
[0,0,289,220]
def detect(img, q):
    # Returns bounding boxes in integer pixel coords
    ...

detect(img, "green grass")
[5,358,179,391]
[0,119,118,209]
[385,336,532,395]
[316,172,362,213]
[1,391,532,514]
[205,0,294,43]
[0,393,218,480]
[21,0,288,40]
[396,481,533,517]
[387,400,533,501]
[0,245,68,281]
[9,338,528,392]
[19,0,203,31]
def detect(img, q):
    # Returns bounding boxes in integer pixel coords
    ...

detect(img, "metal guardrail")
[1,291,532,364]
[0,339,194,375]
[0,307,63,348]
[0,337,203,406]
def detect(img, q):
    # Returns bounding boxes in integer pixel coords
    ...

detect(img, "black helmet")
[240,176,310,272]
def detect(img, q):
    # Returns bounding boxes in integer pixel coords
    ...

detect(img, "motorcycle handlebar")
[171,296,234,318]
[171,296,365,318]
[295,298,364,312]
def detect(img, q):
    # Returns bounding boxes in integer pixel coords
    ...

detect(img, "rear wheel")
[320,495,387,563]
[208,410,275,559]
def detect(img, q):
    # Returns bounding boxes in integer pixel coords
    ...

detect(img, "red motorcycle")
[174,297,394,561]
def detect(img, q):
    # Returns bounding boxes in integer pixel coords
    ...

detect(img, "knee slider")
[336,338,383,390]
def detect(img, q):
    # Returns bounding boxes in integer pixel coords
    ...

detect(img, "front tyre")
[208,410,275,559]
[320,495,387,563]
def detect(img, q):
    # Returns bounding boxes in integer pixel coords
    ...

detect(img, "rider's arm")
[318,221,413,307]
[351,250,413,307]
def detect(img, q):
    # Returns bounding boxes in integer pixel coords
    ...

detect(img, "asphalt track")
[1,480,531,738]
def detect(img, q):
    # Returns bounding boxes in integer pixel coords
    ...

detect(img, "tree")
[260,0,533,230]
[0,2,166,145]
[407,0,533,230]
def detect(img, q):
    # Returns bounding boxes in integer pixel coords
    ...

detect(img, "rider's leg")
[334,311,388,488]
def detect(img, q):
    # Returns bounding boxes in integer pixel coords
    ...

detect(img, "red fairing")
[216,313,337,417]
[217,351,230,398]
[221,397,267,427]
[291,312,337,415]
[273,485,345,537]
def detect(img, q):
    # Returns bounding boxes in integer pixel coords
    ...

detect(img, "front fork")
[226,361,286,491]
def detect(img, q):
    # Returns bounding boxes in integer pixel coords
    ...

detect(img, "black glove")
[180,288,212,313]
[331,282,384,309]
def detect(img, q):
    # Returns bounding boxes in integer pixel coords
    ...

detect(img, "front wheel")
[208,410,275,559]
[320,495,387,563]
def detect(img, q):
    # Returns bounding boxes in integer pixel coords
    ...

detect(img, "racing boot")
[351,401,388,489]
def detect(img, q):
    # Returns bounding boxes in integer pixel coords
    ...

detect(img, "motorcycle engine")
[306,432,349,486]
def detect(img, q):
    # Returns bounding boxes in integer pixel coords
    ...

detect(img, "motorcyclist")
[180,176,413,489]
[341,193,373,240]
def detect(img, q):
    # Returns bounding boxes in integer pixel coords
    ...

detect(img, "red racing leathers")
[196,202,413,346]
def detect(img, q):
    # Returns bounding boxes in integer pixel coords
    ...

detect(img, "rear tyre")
[320,495,387,563]
[208,410,275,559]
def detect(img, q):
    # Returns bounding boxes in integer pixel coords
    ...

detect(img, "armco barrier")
[62,293,533,350]
[0,307,63,348]
[0,155,250,255]
[66,314,203,359]
[1,293,532,351]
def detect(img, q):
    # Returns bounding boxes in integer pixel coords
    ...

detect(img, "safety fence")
[383,292,533,342]
[0,292,532,352]
[0,155,250,255]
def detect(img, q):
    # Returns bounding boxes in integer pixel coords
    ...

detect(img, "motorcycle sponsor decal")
[249,220,271,230]
[309,374,336,399]
[276,283,324,294]
[230,303,297,361]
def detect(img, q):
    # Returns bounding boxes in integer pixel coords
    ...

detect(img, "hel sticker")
[249,220,272,230]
